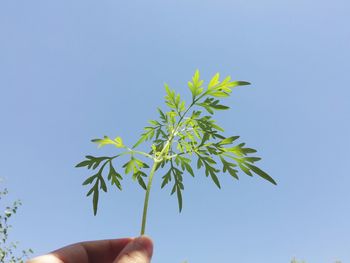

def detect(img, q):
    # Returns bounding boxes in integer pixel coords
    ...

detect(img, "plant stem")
[140,161,158,235]
[140,99,201,235]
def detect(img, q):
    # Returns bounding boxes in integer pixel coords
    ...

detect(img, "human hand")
[27,236,153,263]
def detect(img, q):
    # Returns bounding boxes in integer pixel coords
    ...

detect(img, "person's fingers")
[114,236,153,263]
[27,254,63,263]
[28,238,132,263]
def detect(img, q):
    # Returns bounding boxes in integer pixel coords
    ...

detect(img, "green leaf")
[244,157,261,163]
[108,162,122,180]
[86,186,95,197]
[225,146,245,157]
[123,158,135,174]
[177,187,183,212]
[208,73,220,90]
[107,162,122,190]
[219,136,240,145]
[93,184,99,216]
[175,155,195,177]
[91,136,124,148]
[210,104,230,110]
[157,107,167,123]
[193,69,200,85]
[203,162,221,188]
[75,156,110,170]
[133,127,155,148]
[210,172,221,189]
[76,160,92,168]
[211,123,225,132]
[220,156,239,179]
[100,177,107,192]
[184,162,194,177]
[82,174,98,185]
[161,168,172,188]
[197,157,203,169]
[245,163,277,185]
[114,137,124,147]
[209,91,229,98]
[137,174,147,190]
[188,70,204,98]
[239,163,253,176]
[229,81,251,87]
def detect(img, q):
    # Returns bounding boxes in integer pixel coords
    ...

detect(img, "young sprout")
[76,70,276,235]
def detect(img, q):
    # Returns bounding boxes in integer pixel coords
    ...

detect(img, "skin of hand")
[27,236,153,263]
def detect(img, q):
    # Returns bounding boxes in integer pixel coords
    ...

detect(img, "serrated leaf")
[99,177,107,192]
[123,159,135,174]
[193,69,200,84]
[75,160,92,168]
[161,169,172,188]
[108,162,122,180]
[157,107,167,122]
[220,156,239,180]
[82,174,97,185]
[188,81,196,97]
[227,166,239,179]
[76,156,110,170]
[107,162,123,190]
[108,164,122,189]
[208,73,220,89]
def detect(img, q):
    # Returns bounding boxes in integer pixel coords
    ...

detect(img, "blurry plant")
[291,257,341,263]
[291,258,306,263]
[0,184,33,263]
[76,70,276,235]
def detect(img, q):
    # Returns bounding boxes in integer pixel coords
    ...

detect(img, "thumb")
[114,236,153,263]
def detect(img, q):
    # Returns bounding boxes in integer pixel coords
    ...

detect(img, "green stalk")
[140,100,197,235]
[140,161,158,235]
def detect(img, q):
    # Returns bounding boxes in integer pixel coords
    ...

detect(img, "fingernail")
[133,236,153,258]
[115,235,154,263]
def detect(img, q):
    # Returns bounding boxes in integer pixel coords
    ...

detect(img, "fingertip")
[135,236,153,258]
[114,235,154,263]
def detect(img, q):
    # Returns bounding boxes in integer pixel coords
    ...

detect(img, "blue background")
[0,0,349,262]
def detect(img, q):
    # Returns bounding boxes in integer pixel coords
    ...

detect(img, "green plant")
[76,70,276,235]
[291,258,341,263]
[291,258,306,263]
[0,184,33,263]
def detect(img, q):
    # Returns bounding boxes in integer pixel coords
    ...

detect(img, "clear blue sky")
[1,0,349,262]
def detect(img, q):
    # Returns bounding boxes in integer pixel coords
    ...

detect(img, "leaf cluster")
[0,185,33,262]
[76,70,276,215]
